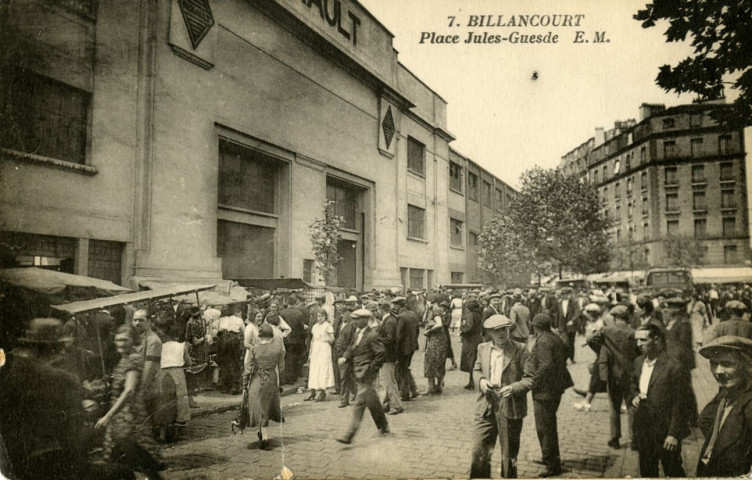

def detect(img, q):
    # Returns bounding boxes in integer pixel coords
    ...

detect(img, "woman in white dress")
[304,311,335,402]
[449,293,463,334]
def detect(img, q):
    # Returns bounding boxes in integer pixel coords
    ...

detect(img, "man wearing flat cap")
[336,309,389,444]
[508,290,531,344]
[556,287,581,364]
[377,297,404,414]
[470,315,533,478]
[695,334,752,477]
[704,299,752,345]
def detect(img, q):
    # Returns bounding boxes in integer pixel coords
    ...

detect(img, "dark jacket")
[665,318,695,370]
[474,340,532,420]
[696,386,752,477]
[522,330,573,400]
[628,352,691,449]
[343,326,386,382]
[556,298,581,333]
[335,320,356,357]
[598,323,639,389]
[397,309,420,356]
[378,313,399,363]
[279,307,307,346]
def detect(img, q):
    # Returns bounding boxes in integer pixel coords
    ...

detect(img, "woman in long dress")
[449,293,463,334]
[247,324,285,450]
[304,311,335,402]
[424,301,449,394]
[688,291,710,349]
[96,325,164,478]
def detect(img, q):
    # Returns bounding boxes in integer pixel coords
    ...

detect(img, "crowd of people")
[1,281,751,479]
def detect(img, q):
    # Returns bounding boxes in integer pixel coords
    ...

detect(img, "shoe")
[573,387,588,397]
[448,364,457,371]
[174,421,187,427]
[314,391,326,402]
[573,401,591,412]
[533,459,546,466]
[379,425,390,435]
[338,402,349,408]
[383,405,390,413]
[464,383,475,390]
[231,420,243,434]
[189,400,200,408]
[335,434,353,444]
[538,469,562,478]
[607,438,620,449]
[387,408,404,415]
[260,439,269,450]
[304,391,316,401]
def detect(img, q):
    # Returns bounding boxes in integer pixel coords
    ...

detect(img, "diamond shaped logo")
[382,105,395,149]
[178,0,215,50]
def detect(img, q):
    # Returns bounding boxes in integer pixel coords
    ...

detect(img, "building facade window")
[663,118,675,129]
[469,231,478,247]
[694,219,707,238]
[666,192,679,212]
[625,153,631,171]
[690,138,703,157]
[495,188,504,211]
[407,136,426,175]
[692,165,705,183]
[723,217,736,236]
[719,135,733,155]
[449,161,463,192]
[642,195,649,215]
[409,268,425,289]
[468,172,479,201]
[640,145,647,164]
[219,139,278,214]
[693,191,706,211]
[87,240,123,285]
[427,270,434,291]
[643,222,650,240]
[667,220,679,236]
[724,245,738,264]
[303,259,314,283]
[664,141,677,158]
[721,189,736,209]
[690,113,702,128]
[614,159,621,175]
[482,181,492,207]
[0,68,90,165]
[451,272,464,283]
[720,162,734,181]
[665,167,678,185]
[593,170,599,184]
[326,179,359,230]
[407,204,425,239]
[641,171,648,190]
[450,218,463,248]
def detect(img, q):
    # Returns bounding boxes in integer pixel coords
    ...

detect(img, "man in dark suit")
[555,287,581,363]
[279,294,308,385]
[629,324,691,477]
[470,315,533,478]
[336,309,389,444]
[522,314,573,477]
[379,298,403,414]
[334,308,358,407]
[696,334,752,477]
[396,302,420,402]
[598,305,639,449]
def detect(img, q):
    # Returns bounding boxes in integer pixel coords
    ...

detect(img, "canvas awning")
[691,267,752,284]
[232,278,316,291]
[139,280,248,306]
[0,267,131,303]
[51,283,216,315]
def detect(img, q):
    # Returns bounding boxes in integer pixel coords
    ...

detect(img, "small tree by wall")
[310,200,344,286]
[663,235,705,267]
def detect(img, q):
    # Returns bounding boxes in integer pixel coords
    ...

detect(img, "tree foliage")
[477,168,611,282]
[611,243,650,272]
[662,235,705,267]
[635,0,752,128]
[309,200,343,285]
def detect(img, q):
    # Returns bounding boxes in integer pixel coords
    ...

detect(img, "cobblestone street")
[161,336,716,479]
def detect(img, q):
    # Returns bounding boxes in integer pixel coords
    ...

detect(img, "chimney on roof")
[639,103,665,121]
[594,127,605,146]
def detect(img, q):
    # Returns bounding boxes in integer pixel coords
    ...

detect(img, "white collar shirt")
[488,344,505,387]
[639,357,657,396]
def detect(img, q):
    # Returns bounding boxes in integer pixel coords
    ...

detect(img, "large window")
[694,219,707,238]
[691,165,705,183]
[690,138,703,157]
[722,189,736,209]
[0,68,90,164]
[407,204,425,239]
[451,272,464,283]
[407,136,425,175]
[719,135,733,155]
[642,195,649,215]
[664,141,677,158]
[219,140,277,213]
[409,268,424,289]
[640,146,647,164]
[693,191,706,211]
[666,193,679,212]
[724,245,738,264]
[723,217,736,236]
[667,220,679,236]
[468,172,479,201]
[88,240,123,285]
[303,259,314,283]
[495,188,504,211]
[450,218,464,248]
[641,171,647,190]
[720,162,734,181]
[482,181,492,207]
[449,161,463,192]
[665,167,678,185]
[217,220,275,279]
[326,179,359,230]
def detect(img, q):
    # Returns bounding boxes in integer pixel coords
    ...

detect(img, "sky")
[357,0,699,188]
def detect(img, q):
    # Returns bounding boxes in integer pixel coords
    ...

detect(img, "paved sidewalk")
[161,334,719,479]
